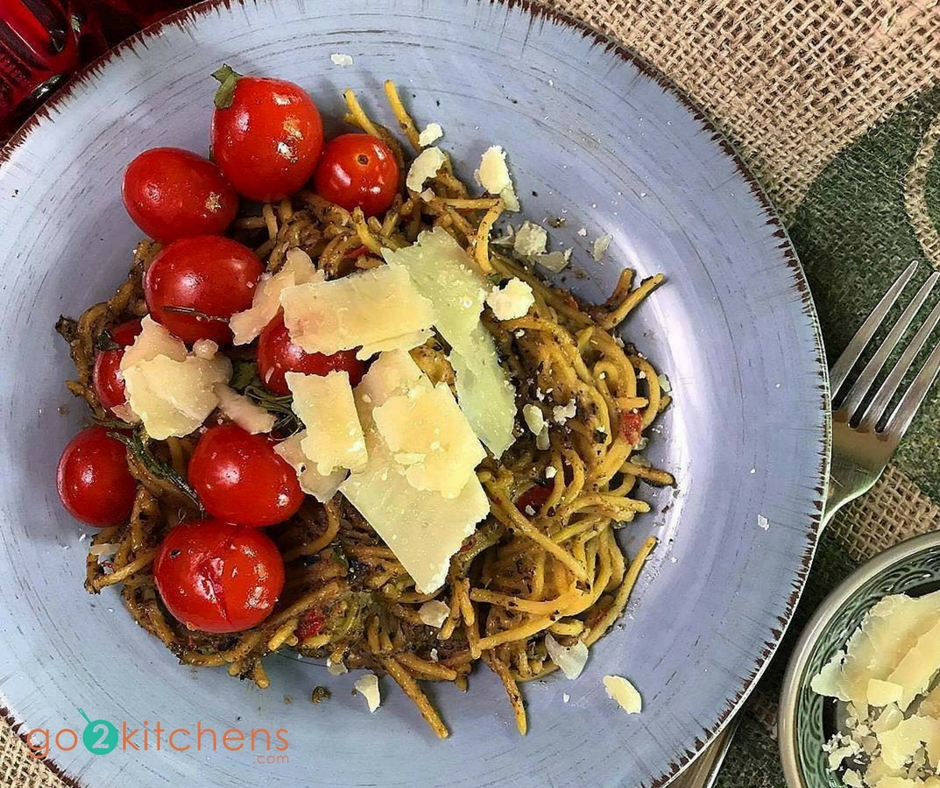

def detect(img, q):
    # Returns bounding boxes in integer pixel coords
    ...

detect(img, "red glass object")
[96,0,188,29]
[0,0,88,125]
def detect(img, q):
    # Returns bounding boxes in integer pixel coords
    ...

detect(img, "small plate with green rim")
[779,529,940,788]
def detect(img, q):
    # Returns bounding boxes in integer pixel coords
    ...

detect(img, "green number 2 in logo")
[78,709,118,755]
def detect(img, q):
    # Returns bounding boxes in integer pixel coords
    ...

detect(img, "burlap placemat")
[3,1,939,786]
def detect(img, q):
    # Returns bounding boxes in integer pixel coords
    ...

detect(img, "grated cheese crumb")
[354,673,381,712]
[544,466,557,479]
[418,122,444,147]
[406,146,446,192]
[591,234,612,261]
[486,278,535,320]
[418,600,450,628]
[552,401,577,425]
[329,53,353,66]
[523,404,546,436]
[757,514,769,530]
[513,221,548,258]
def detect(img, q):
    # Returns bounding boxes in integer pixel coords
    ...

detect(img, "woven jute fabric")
[554,0,940,223]
[4,1,940,786]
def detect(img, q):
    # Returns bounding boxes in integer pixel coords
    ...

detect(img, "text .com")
[26,710,289,765]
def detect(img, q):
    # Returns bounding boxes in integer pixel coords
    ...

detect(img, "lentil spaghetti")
[55,81,673,738]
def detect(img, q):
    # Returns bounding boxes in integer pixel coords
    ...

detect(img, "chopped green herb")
[109,430,204,512]
[163,305,229,323]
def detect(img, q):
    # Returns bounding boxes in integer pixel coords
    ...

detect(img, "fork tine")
[860,298,940,430]
[840,271,939,417]
[884,338,940,441]
[829,260,918,394]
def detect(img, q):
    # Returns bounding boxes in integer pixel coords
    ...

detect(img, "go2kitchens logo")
[26,709,290,765]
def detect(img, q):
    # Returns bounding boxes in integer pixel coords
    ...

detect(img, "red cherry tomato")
[515,483,552,515]
[143,236,263,344]
[257,313,367,397]
[92,319,143,414]
[121,148,238,243]
[188,423,304,527]
[210,67,323,202]
[56,426,137,527]
[153,519,285,633]
[313,134,400,216]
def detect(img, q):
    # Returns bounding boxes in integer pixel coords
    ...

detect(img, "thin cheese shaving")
[230,248,321,345]
[214,384,276,434]
[354,673,381,712]
[603,675,642,714]
[280,264,435,359]
[272,431,347,502]
[286,371,367,475]
[406,146,446,192]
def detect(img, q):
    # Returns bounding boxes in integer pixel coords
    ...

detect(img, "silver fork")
[672,260,940,788]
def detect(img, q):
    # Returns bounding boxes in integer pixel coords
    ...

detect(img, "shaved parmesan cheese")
[486,278,535,320]
[592,234,612,261]
[811,590,940,708]
[545,633,588,679]
[603,675,642,714]
[341,358,489,593]
[418,600,450,628]
[382,228,516,456]
[868,678,905,708]
[123,355,231,440]
[192,339,219,360]
[534,248,572,273]
[513,221,548,257]
[355,350,427,408]
[120,316,186,369]
[273,431,347,502]
[812,590,940,787]
[230,248,321,345]
[475,145,519,211]
[354,673,381,713]
[553,400,577,425]
[406,146,446,192]
[215,384,276,434]
[888,617,940,710]
[372,382,485,498]
[523,404,545,436]
[120,318,231,439]
[418,122,443,147]
[878,715,940,770]
[286,371,367,475]
[280,265,435,359]
[326,657,348,676]
[536,424,550,451]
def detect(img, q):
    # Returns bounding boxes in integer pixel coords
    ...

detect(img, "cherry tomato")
[92,319,143,414]
[210,66,323,202]
[515,483,552,515]
[56,426,137,527]
[620,410,644,448]
[188,423,304,527]
[153,519,285,633]
[121,148,239,243]
[257,313,367,396]
[313,134,400,216]
[143,236,263,344]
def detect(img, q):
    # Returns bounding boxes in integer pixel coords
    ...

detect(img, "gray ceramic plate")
[0,2,829,786]
[779,530,940,788]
